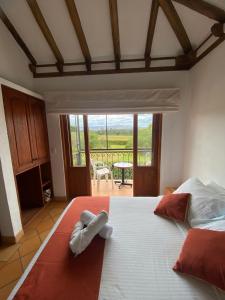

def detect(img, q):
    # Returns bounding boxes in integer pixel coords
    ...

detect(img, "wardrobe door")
[31,98,49,162]
[2,86,33,173]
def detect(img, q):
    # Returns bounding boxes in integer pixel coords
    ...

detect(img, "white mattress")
[9,196,225,300]
[98,196,225,300]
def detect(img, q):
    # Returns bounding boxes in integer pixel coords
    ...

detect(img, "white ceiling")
[0,0,223,65]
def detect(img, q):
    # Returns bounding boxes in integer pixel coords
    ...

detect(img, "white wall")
[0,78,42,237]
[37,71,190,196]
[183,42,225,187]
[0,21,33,90]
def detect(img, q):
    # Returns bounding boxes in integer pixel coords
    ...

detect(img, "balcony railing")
[90,149,133,179]
[74,149,152,180]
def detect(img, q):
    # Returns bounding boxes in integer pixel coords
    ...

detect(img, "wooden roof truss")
[0,0,225,78]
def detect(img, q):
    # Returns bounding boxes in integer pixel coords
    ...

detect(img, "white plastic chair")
[91,159,114,189]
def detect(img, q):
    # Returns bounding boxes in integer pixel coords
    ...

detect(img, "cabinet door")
[31,98,49,162]
[2,86,33,173]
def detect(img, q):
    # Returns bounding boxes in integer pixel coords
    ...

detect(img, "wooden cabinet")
[3,86,33,172]
[2,86,49,174]
[2,85,53,224]
[30,98,49,162]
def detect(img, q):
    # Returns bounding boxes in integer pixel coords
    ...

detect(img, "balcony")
[74,149,151,195]
[76,148,152,180]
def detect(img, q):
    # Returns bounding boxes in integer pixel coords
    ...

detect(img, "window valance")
[44,88,180,114]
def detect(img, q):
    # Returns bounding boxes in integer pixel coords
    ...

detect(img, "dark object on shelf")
[43,188,52,203]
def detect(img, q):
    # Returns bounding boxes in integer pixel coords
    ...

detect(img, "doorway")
[60,113,162,200]
[88,114,134,197]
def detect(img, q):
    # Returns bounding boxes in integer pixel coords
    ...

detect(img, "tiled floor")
[92,179,133,196]
[0,200,68,300]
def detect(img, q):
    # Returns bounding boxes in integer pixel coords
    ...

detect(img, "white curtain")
[44,88,180,114]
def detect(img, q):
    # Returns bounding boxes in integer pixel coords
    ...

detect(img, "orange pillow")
[154,193,190,222]
[173,228,225,291]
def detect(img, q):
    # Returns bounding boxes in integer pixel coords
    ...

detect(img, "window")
[107,115,133,149]
[88,114,133,150]
[137,114,153,166]
[88,115,107,149]
[69,115,86,166]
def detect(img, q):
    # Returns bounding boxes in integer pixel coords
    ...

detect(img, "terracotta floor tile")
[0,279,18,300]
[0,244,20,262]
[39,230,51,242]
[0,251,20,270]
[19,236,41,257]
[36,218,54,234]
[8,250,20,263]
[25,218,42,230]
[49,207,64,218]
[92,179,133,196]
[20,228,38,242]
[0,200,68,296]
[0,260,22,289]
[52,213,62,223]
[0,261,6,270]
[21,251,36,270]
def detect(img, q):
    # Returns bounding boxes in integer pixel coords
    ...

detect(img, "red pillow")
[173,228,225,291]
[154,193,190,222]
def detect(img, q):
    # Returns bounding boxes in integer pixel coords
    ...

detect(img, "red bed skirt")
[14,196,109,300]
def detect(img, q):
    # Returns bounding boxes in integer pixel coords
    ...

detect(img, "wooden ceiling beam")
[35,56,176,68]
[159,0,192,54]
[145,0,159,68]
[26,0,64,72]
[109,0,121,70]
[211,23,225,37]
[34,65,188,78]
[193,36,225,67]
[173,0,225,22]
[0,5,37,69]
[64,0,91,71]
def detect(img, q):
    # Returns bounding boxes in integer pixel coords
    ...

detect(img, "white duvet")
[98,196,225,300]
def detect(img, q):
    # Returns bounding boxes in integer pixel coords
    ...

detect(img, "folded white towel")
[80,210,113,239]
[70,211,108,256]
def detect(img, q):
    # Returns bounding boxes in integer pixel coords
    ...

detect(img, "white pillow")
[207,181,225,197]
[196,217,225,231]
[174,178,225,227]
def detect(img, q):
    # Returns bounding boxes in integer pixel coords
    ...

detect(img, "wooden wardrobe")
[2,85,53,224]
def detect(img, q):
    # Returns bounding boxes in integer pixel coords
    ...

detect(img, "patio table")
[113,162,133,189]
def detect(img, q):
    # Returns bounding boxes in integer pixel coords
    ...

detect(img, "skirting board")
[1,229,24,245]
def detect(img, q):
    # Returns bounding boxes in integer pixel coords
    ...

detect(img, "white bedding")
[99,197,225,300]
[9,196,225,300]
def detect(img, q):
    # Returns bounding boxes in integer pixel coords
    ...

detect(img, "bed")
[9,196,225,300]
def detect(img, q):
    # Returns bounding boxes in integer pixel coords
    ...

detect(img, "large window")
[68,113,153,168]
[137,114,153,166]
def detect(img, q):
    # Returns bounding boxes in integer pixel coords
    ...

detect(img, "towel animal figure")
[80,210,113,239]
[70,211,108,256]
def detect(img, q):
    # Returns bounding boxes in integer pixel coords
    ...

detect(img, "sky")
[88,114,153,130]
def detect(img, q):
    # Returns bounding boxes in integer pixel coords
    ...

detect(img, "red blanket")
[14,196,109,300]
